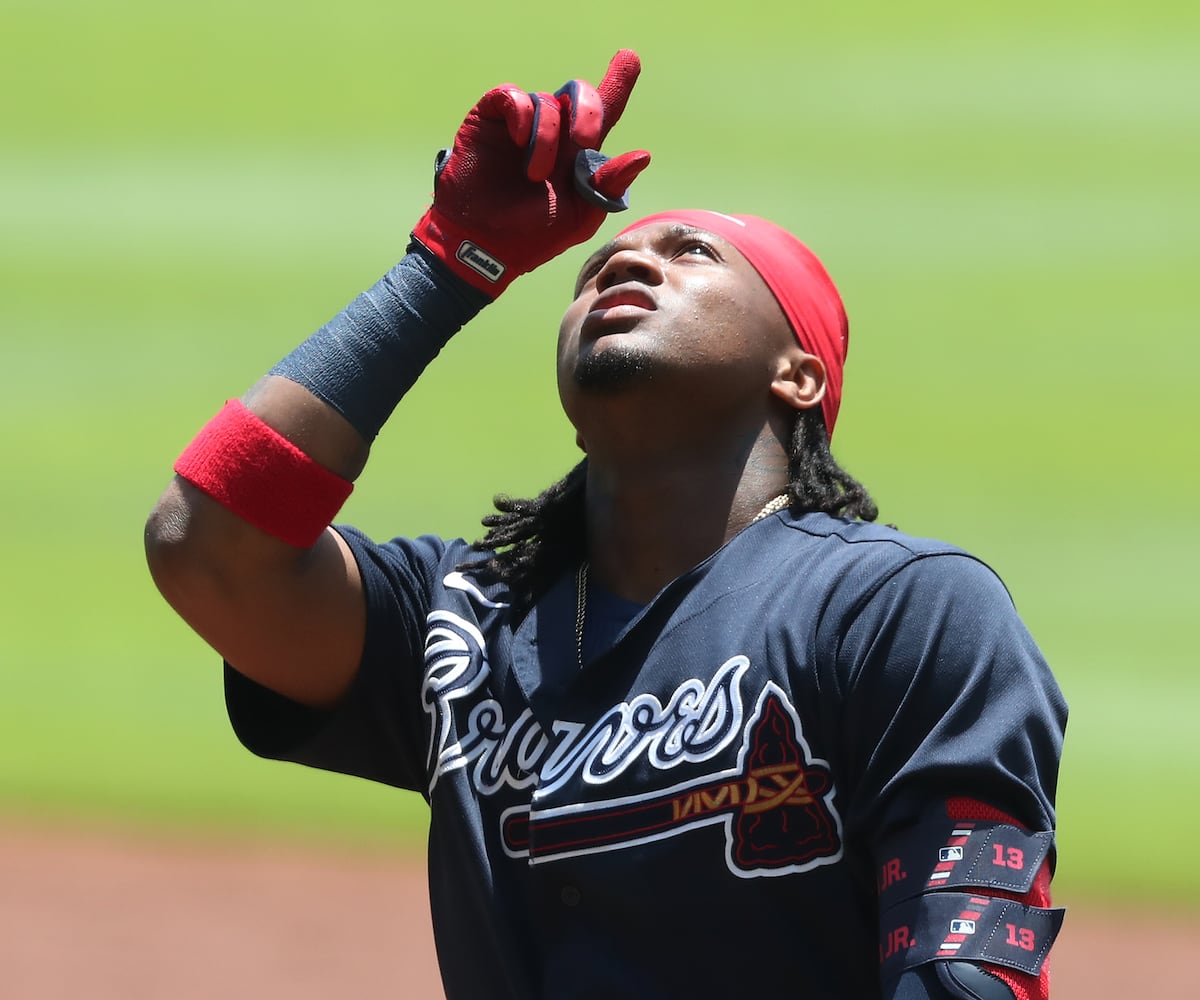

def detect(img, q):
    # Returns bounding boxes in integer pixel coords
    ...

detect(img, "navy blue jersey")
[226,510,1066,999]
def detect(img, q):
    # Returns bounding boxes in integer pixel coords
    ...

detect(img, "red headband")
[618,210,848,436]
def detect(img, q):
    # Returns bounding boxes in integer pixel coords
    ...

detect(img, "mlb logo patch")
[949,919,976,935]
[939,847,964,862]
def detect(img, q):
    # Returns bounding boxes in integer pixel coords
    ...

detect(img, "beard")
[572,343,659,392]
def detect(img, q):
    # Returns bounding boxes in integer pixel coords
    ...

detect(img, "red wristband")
[174,399,354,548]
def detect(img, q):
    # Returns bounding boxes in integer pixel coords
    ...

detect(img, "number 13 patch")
[876,820,1054,909]
[879,891,1065,982]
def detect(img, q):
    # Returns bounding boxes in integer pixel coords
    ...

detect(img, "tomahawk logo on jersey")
[422,611,843,877]
[500,688,843,877]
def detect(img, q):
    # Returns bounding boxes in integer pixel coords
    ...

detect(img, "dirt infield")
[0,822,1185,998]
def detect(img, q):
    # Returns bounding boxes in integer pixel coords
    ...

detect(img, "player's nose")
[595,246,665,292]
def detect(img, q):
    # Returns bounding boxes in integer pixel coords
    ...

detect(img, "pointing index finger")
[595,49,642,142]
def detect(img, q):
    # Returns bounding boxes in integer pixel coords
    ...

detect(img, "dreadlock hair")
[787,403,878,523]
[458,460,589,608]
[459,405,878,607]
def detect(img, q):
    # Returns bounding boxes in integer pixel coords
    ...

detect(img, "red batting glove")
[412,50,652,298]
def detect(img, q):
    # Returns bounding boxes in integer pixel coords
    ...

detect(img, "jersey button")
[560,885,582,907]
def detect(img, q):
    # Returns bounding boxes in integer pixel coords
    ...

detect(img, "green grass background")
[2,0,1197,907]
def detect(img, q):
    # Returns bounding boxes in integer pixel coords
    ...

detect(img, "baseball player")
[146,50,1067,999]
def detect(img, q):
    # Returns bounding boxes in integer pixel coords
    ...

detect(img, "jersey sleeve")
[831,551,1067,997]
[224,526,460,795]
[835,551,1065,837]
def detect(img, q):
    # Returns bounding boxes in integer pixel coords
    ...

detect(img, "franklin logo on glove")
[455,241,505,282]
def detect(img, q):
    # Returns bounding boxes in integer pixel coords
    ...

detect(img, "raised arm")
[144,52,650,709]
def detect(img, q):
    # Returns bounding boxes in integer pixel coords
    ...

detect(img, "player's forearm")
[145,247,486,704]
[147,245,487,594]
[240,375,371,479]
[268,243,489,445]
[154,245,487,548]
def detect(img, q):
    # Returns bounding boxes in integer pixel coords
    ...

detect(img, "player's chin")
[571,342,659,392]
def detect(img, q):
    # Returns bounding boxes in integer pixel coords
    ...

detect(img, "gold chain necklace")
[574,493,788,669]
[575,561,590,671]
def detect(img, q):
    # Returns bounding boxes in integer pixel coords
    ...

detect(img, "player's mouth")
[583,288,657,327]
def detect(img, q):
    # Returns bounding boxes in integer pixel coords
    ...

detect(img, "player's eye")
[676,240,720,261]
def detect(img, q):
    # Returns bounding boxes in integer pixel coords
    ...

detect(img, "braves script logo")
[421,607,842,878]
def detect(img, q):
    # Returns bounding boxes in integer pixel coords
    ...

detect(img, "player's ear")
[769,350,826,412]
